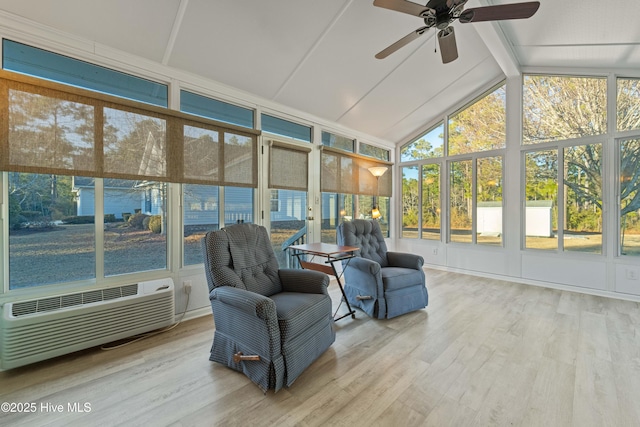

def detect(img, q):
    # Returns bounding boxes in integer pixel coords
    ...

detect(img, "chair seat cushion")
[270,292,332,343]
[381,267,424,291]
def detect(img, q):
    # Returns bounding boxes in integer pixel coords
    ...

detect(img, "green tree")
[620,139,640,217]
[7,89,96,225]
[8,90,87,169]
[401,137,441,160]
[402,170,419,228]
[8,192,22,228]
[421,164,440,228]
[448,85,506,155]
[477,156,502,203]
[618,78,640,131]
[103,109,166,176]
[450,160,472,230]
[523,75,607,144]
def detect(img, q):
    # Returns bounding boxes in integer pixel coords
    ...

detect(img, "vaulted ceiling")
[0,0,638,145]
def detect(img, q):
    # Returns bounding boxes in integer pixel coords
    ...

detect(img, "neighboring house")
[74,178,305,226]
[270,189,306,223]
[73,177,162,219]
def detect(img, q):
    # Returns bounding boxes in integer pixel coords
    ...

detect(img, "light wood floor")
[2,269,640,427]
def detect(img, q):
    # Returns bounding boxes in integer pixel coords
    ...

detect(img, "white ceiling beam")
[162,0,189,65]
[471,0,521,77]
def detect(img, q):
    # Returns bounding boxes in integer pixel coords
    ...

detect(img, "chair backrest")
[337,219,388,267]
[202,223,282,296]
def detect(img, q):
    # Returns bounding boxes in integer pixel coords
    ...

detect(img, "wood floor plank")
[611,360,640,427]
[543,313,580,366]
[2,269,640,426]
[423,395,478,427]
[522,357,575,426]
[572,354,621,427]
[471,360,539,426]
[578,311,612,362]
[444,344,506,412]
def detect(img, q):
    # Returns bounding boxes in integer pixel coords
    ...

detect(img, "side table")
[288,242,359,321]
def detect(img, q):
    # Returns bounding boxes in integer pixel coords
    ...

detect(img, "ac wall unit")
[0,278,175,370]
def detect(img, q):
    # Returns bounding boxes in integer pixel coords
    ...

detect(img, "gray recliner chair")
[202,223,335,392]
[337,219,428,319]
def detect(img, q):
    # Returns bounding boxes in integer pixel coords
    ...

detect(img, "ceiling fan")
[374,0,540,64]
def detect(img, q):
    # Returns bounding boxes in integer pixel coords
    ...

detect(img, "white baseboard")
[176,306,212,323]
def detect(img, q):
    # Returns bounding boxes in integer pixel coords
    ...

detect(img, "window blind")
[268,140,311,191]
[320,146,392,197]
[0,70,259,187]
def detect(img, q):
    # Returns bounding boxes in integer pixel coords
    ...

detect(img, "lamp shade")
[368,166,388,177]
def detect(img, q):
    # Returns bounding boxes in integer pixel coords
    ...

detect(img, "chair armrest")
[211,286,277,321]
[348,256,381,276]
[279,269,330,294]
[387,251,424,270]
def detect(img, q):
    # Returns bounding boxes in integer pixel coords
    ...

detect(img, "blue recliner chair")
[337,219,428,319]
[202,223,335,392]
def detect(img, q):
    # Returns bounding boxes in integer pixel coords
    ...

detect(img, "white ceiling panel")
[500,0,640,46]
[0,0,180,62]
[169,0,349,101]
[273,0,422,122]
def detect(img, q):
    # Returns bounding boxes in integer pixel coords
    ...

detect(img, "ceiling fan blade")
[459,1,540,23]
[373,0,434,18]
[438,27,458,64]
[375,26,429,59]
[446,0,468,9]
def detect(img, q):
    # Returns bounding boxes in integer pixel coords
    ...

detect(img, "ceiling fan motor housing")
[423,0,461,30]
[434,12,453,30]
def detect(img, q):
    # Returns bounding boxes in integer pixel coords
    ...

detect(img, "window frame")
[399,81,507,246]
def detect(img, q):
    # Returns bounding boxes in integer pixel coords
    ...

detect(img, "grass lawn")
[9,222,640,289]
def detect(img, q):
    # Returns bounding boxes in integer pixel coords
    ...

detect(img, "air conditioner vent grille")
[11,300,36,317]
[103,287,121,300]
[37,297,60,313]
[61,293,83,308]
[121,284,138,297]
[10,284,140,317]
[83,290,103,305]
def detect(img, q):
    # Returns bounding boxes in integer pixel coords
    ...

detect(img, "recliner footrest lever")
[233,352,260,363]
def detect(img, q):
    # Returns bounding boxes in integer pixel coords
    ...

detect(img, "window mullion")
[95,178,105,280]
[472,157,478,244]
[558,147,565,251]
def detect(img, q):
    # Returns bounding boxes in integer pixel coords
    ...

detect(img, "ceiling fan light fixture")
[438,27,458,64]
